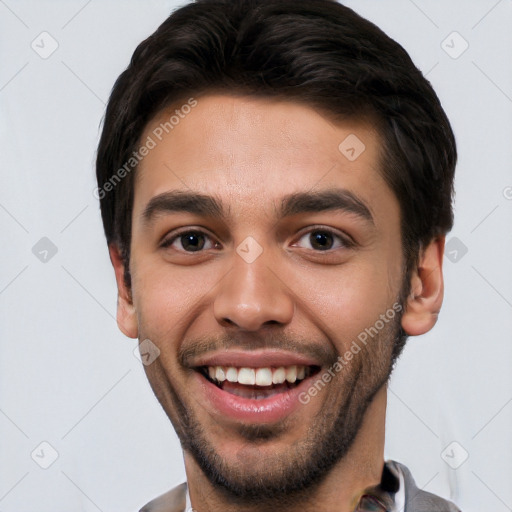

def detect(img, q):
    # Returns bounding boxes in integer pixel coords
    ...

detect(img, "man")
[95,1,461,510]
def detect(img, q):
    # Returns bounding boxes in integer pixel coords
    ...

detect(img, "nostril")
[220,317,236,327]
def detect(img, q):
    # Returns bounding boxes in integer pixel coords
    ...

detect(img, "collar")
[185,460,405,512]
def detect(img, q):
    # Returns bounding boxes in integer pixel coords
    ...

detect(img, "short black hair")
[96,0,456,291]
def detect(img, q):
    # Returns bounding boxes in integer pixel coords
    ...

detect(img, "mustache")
[179,331,339,368]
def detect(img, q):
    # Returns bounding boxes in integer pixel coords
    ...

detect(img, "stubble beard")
[150,307,408,509]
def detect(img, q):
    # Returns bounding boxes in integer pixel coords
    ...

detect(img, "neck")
[185,384,388,512]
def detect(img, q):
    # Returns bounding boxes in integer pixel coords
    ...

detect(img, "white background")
[0,1,511,511]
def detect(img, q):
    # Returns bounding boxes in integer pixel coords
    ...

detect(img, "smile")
[193,358,323,423]
[198,364,320,399]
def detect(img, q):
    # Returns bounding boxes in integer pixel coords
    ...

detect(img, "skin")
[109,95,445,512]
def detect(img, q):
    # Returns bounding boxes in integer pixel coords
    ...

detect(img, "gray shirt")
[139,460,461,512]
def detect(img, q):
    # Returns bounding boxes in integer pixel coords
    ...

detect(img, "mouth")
[190,350,326,423]
[197,364,321,399]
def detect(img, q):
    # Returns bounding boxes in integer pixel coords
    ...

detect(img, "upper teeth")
[207,365,307,386]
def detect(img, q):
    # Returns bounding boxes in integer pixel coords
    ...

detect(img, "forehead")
[134,94,395,223]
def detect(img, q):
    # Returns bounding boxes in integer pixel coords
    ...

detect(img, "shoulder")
[389,461,462,512]
[139,482,187,512]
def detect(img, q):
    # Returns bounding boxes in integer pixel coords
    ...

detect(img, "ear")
[401,236,445,336]
[108,244,138,339]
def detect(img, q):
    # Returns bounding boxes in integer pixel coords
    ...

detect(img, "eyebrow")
[142,190,226,223]
[280,189,374,224]
[141,188,374,225]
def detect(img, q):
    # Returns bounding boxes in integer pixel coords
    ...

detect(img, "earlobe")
[401,236,445,336]
[108,244,138,339]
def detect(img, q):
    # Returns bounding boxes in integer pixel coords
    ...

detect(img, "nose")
[213,250,295,331]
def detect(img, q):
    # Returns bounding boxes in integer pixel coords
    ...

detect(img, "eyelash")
[160,228,219,252]
[160,226,354,253]
[294,226,355,251]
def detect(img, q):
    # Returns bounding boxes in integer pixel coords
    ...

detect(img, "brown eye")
[309,231,334,250]
[179,232,206,251]
[295,228,350,251]
[161,230,217,252]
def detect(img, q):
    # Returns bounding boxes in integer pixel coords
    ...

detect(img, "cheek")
[131,260,207,338]
[293,261,398,344]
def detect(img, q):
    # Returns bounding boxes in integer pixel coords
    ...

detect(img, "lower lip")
[195,371,314,424]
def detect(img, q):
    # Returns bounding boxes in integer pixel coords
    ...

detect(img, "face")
[123,95,408,501]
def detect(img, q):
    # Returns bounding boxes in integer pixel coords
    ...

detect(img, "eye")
[294,228,352,251]
[161,230,219,252]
